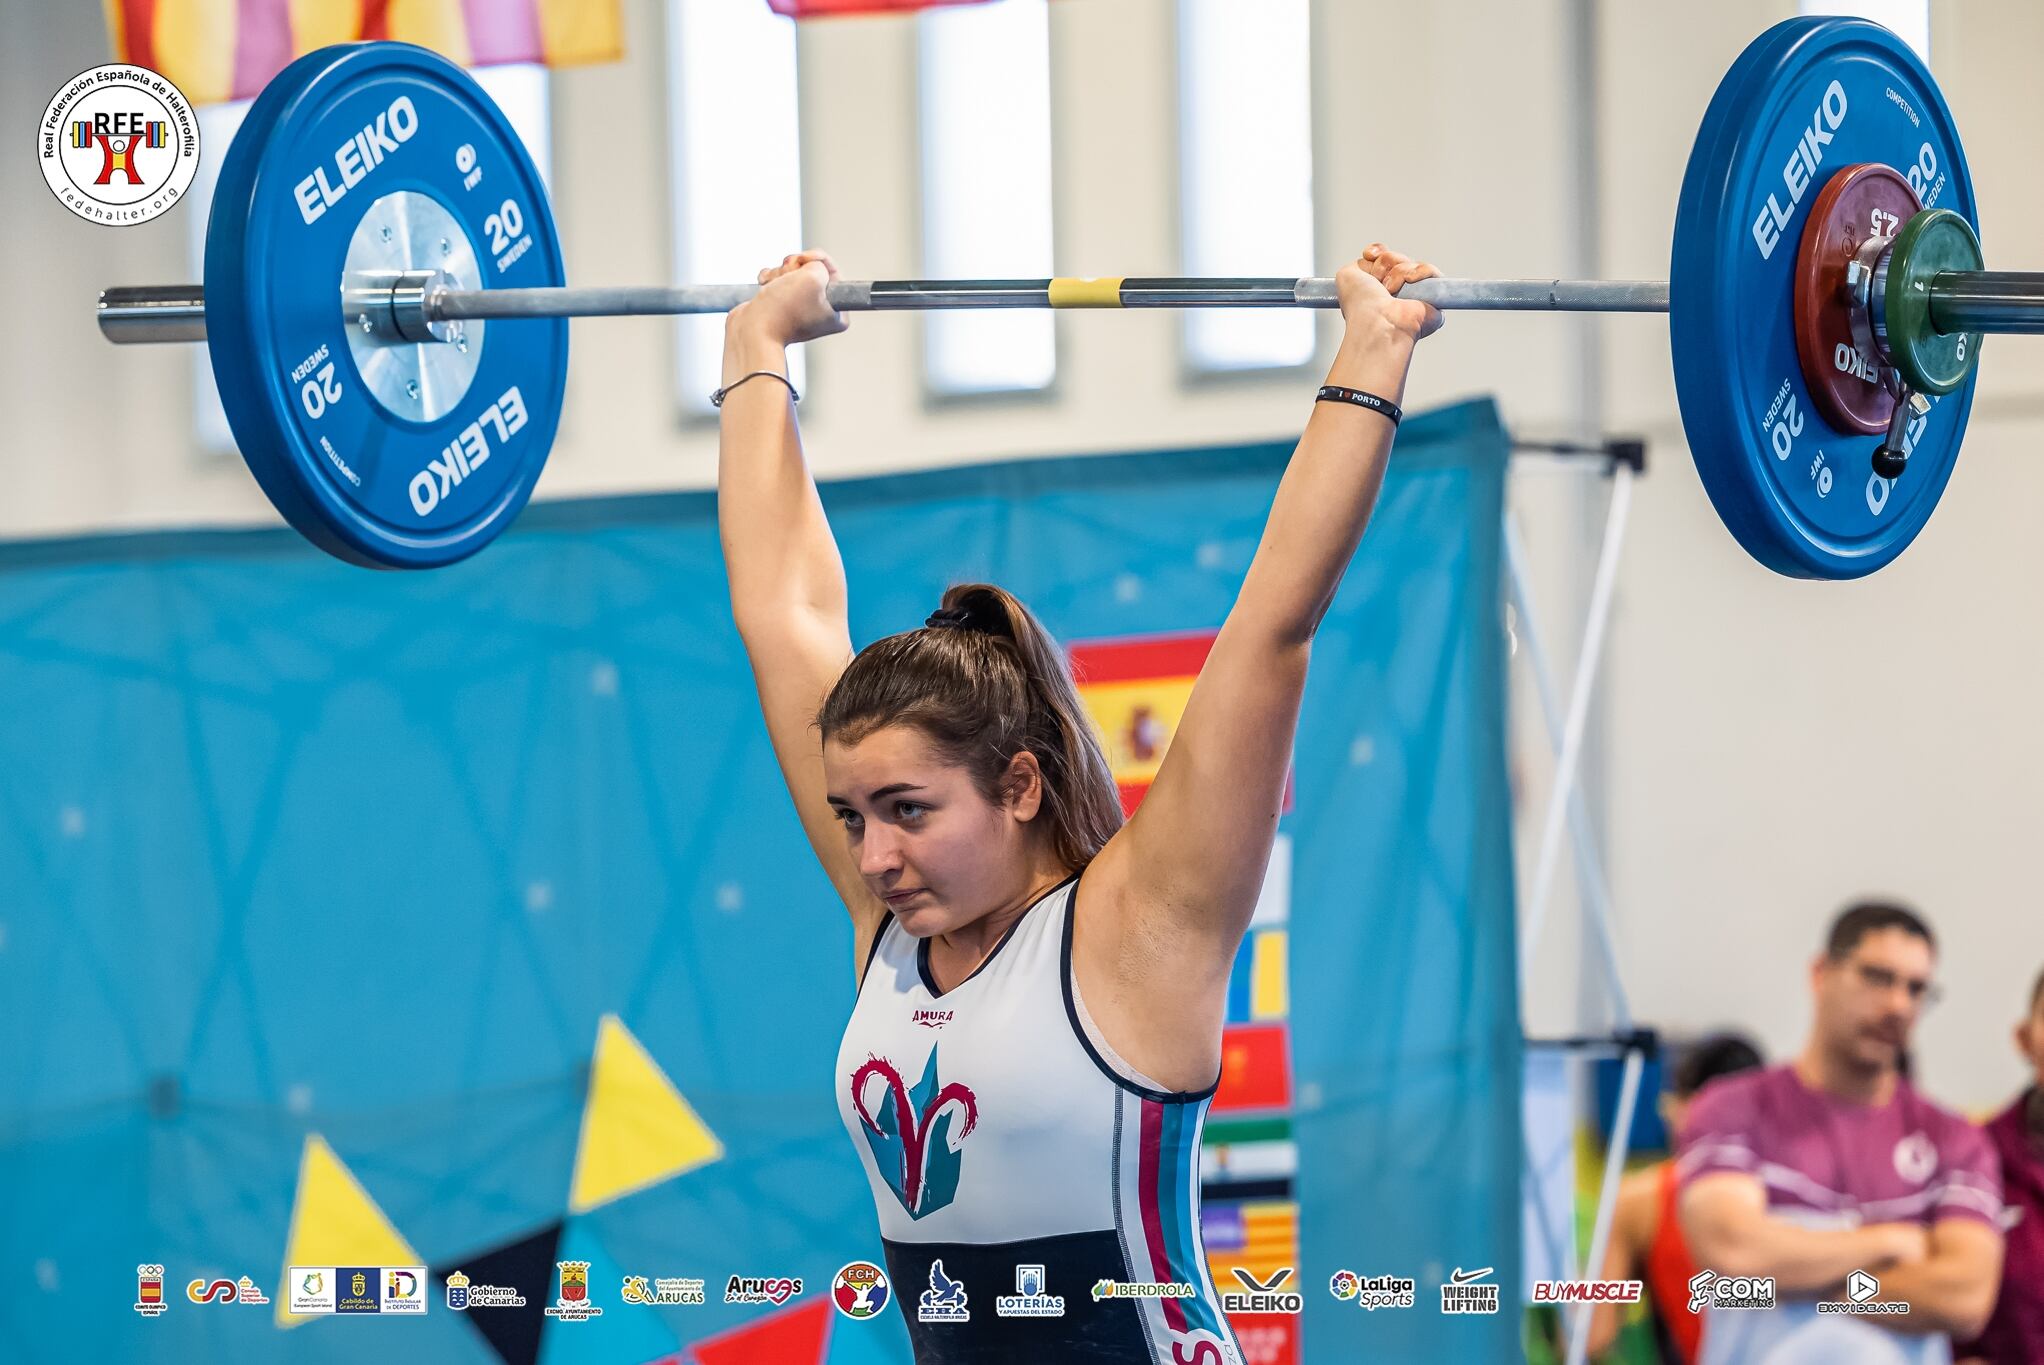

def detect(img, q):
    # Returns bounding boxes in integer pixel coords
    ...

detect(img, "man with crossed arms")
[1679,902,2003,1365]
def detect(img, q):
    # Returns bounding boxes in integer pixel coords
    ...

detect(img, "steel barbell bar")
[96,264,2044,347]
[96,275,1674,347]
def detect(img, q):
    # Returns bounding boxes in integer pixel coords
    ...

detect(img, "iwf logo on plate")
[37,65,198,226]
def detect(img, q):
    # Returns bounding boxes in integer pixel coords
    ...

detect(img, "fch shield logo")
[38,65,198,225]
[849,1047,979,1219]
[832,1261,891,1320]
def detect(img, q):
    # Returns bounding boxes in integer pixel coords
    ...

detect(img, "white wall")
[2,0,2037,1109]
[1592,0,2044,1112]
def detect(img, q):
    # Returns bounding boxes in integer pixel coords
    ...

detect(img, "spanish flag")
[1069,631,1217,818]
[1067,630,1293,819]
[103,0,624,106]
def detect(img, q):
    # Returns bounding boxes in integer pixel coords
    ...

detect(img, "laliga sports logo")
[39,65,198,226]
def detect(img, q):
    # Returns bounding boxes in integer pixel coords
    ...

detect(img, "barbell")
[92,19,2027,576]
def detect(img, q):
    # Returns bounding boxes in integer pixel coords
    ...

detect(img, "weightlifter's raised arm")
[715,250,885,938]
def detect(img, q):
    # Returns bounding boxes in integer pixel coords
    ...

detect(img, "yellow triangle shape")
[569,1013,724,1213]
[274,1135,423,1329]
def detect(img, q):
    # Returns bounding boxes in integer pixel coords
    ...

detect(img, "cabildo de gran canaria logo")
[848,1047,980,1219]
[38,65,198,225]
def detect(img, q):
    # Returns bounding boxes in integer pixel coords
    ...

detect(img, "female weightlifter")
[716,243,1441,1364]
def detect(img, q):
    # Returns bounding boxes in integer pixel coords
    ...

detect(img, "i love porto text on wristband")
[1315,385,1401,426]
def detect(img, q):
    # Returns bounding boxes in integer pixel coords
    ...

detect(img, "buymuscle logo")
[1531,1279,1644,1304]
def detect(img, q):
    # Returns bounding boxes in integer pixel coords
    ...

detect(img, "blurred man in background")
[1955,965,2043,1365]
[1678,902,2003,1365]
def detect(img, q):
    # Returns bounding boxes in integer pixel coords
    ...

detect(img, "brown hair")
[816,583,1123,871]
[1824,899,1936,959]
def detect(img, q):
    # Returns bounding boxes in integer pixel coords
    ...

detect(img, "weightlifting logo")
[39,65,198,226]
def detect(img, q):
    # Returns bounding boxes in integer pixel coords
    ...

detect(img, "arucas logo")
[850,1047,979,1219]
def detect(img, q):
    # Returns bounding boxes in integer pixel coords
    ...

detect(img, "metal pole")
[1926,271,2044,335]
[97,275,1673,344]
[96,287,208,344]
[1567,1046,1644,1365]
[98,269,2044,345]
[1506,514,1633,1029]
[1519,465,1634,996]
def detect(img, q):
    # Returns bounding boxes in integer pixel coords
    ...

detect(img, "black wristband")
[1316,385,1401,426]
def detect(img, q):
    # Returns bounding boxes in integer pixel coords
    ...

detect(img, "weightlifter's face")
[824,724,1040,937]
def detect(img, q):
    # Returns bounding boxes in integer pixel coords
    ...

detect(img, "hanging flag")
[1068,631,1294,818]
[765,0,993,17]
[101,0,624,106]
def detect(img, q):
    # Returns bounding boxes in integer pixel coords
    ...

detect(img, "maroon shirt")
[1678,1064,2001,1228]
[1676,1064,2002,1365]
[1957,1091,2043,1365]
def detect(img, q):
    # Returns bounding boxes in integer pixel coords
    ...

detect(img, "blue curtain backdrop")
[0,397,1518,1364]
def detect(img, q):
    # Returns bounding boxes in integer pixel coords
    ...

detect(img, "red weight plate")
[1793,162,1919,434]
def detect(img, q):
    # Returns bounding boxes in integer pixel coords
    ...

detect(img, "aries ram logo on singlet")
[850,1047,979,1219]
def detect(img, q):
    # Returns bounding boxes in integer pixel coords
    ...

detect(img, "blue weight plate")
[205,42,567,569]
[1671,17,1976,579]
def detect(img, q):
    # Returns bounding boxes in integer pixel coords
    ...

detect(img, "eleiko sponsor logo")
[1220,1266,1304,1314]
[1750,80,1849,260]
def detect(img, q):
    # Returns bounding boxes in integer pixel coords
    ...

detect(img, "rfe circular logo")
[39,64,199,225]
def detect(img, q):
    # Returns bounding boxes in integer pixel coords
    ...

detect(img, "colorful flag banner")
[103,0,624,105]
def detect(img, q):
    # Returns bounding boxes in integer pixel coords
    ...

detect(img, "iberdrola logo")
[850,1046,980,1219]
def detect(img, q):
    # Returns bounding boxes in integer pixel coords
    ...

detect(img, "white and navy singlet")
[834,870,1244,1365]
